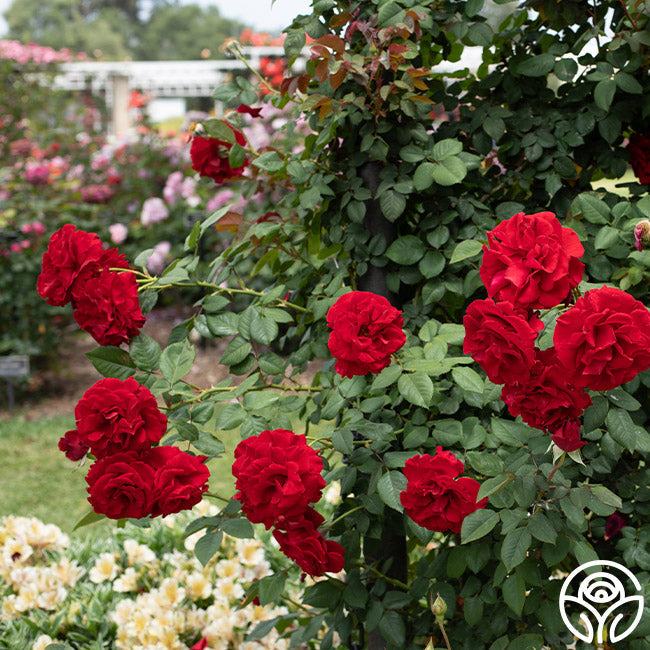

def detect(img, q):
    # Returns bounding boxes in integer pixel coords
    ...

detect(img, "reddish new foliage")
[554,286,650,391]
[326,290,406,378]
[479,211,584,310]
[400,448,487,533]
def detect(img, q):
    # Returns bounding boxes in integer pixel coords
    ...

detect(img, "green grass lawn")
[0,414,240,538]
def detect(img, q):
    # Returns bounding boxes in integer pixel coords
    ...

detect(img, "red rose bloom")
[463,299,541,385]
[501,348,592,433]
[400,448,487,533]
[37,224,104,306]
[85,452,156,519]
[628,132,650,185]
[72,269,145,346]
[236,104,263,117]
[146,446,210,517]
[604,511,627,540]
[272,508,345,576]
[326,291,406,378]
[553,286,650,391]
[550,419,586,452]
[232,429,326,529]
[190,127,248,184]
[75,377,167,458]
[479,211,584,310]
[58,429,89,461]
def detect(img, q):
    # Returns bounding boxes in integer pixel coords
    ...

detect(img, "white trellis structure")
[52,47,292,135]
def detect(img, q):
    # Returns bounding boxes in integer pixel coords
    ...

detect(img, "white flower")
[89,552,118,583]
[32,634,55,650]
[114,567,139,592]
[123,539,156,566]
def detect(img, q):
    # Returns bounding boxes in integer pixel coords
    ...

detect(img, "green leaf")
[527,513,557,544]
[380,190,407,222]
[477,474,512,501]
[258,572,286,605]
[433,138,463,161]
[195,529,223,567]
[203,118,236,143]
[452,367,484,393]
[594,78,616,111]
[130,334,162,372]
[450,239,483,263]
[252,151,284,172]
[432,157,467,186]
[385,235,426,264]
[228,143,246,168]
[483,115,505,142]
[466,451,504,476]
[284,28,305,58]
[398,372,433,407]
[461,509,499,543]
[590,485,622,510]
[246,616,283,642]
[502,571,526,616]
[370,364,402,391]
[606,408,637,450]
[173,421,199,442]
[242,390,279,413]
[206,312,239,336]
[554,57,578,81]
[594,226,619,250]
[614,71,642,94]
[251,314,279,345]
[378,611,405,647]
[303,580,342,608]
[193,431,225,456]
[575,193,610,224]
[468,22,493,47]
[501,528,532,571]
[220,517,255,539]
[517,53,555,77]
[159,340,195,384]
[72,508,106,531]
[220,337,252,366]
[377,470,407,512]
[465,0,484,17]
[332,428,354,454]
[399,143,425,162]
[86,346,136,380]
[413,161,436,191]
[507,634,544,650]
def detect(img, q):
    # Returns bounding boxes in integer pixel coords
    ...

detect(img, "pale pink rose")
[146,241,172,274]
[109,223,128,245]
[141,198,169,226]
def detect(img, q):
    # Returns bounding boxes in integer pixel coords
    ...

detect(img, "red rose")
[37,224,104,306]
[58,429,89,461]
[85,452,156,519]
[463,299,541,385]
[554,286,650,391]
[236,104,263,117]
[628,132,650,185]
[326,291,406,378]
[272,508,345,576]
[500,348,592,433]
[550,419,586,452]
[37,225,130,306]
[190,127,248,184]
[400,448,487,533]
[72,269,145,346]
[604,511,627,540]
[146,446,210,517]
[479,211,584,310]
[75,377,167,458]
[190,638,208,650]
[232,429,325,529]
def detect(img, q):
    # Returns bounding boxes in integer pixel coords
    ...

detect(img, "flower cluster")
[326,290,406,378]
[60,377,210,520]
[0,515,81,620]
[190,123,249,185]
[400,448,487,533]
[464,211,650,452]
[37,224,145,346]
[1,504,299,649]
[232,429,345,577]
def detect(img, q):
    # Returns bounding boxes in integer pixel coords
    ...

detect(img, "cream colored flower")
[114,567,139,592]
[215,558,239,580]
[186,571,212,600]
[123,539,156,566]
[89,552,119,583]
[324,481,342,505]
[235,539,265,567]
[214,576,244,602]
[32,634,55,650]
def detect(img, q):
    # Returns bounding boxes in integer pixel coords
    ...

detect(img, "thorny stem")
[186,382,322,404]
[367,566,409,591]
[204,491,230,503]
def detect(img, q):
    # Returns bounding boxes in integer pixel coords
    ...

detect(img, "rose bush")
[34,1,650,648]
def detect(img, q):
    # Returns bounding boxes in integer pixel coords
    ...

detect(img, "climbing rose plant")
[39,0,650,648]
